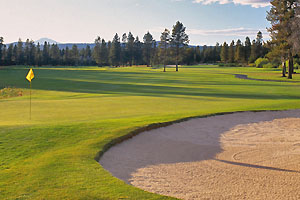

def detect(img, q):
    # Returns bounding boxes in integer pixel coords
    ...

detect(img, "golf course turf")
[0,65,300,200]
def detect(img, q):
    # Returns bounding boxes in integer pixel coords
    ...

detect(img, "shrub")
[255,58,269,68]
[0,87,22,99]
[262,63,277,68]
[294,63,300,69]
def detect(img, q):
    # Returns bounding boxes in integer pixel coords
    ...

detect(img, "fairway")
[1,65,300,200]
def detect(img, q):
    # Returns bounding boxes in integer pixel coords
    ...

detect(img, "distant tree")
[0,37,3,65]
[2,45,7,65]
[127,32,135,66]
[244,37,251,63]
[71,45,79,66]
[63,47,71,65]
[195,46,201,63]
[228,40,235,63]
[121,33,128,66]
[171,21,189,71]
[16,39,24,65]
[42,42,50,65]
[235,39,245,63]
[50,44,60,65]
[159,29,170,72]
[85,45,92,65]
[143,31,155,67]
[100,39,108,66]
[134,36,143,65]
[35,43,43,66]
[5,44,14,65]
[93,36,102,66]
[220,42,229,63]
[109,33,121,66]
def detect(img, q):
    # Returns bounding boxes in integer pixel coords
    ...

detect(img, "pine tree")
[220,42,229,63]
[71,45,79,66]
[127,32,135,66]
[35,43,43,66]
[93,36,102,66]
[109,33,121,66]
[267,0,297,79]
[42,42,50,65]
[16,39,24,65]
[121,33,128,66]
[0,37,3,66]
[134,36,143,65]
[50,44,60,66]
[244,37,251,63]
[143,31,155,67]
[171,21,189,71]
[228,40,235,63]
[235,39,245,63]
[159,29,170,72]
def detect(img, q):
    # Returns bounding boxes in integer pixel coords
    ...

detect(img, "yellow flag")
[26,68,34,82]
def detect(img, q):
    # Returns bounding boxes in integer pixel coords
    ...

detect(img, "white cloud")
[192,0,270,8]
[188,27,268,37]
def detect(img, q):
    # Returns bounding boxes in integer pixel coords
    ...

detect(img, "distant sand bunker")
[100,110,300,200]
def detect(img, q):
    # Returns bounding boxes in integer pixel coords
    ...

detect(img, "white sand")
[100,110,300,200]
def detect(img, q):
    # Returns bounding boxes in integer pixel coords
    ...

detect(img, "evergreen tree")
[121,33,128,66]
[134,36,143,65]
[42,42,50,65]
[159,29,170,72]
[228,40,235,63]
[71,45,79,66]
[267,0,297,79]
[195,46,201,63]
[50,44,60,65]
[220,42,229,63]
[143,31,155,67]
[93,36,102,66]
[63,47,71,65]
[249,40,257,63]
[85,45,92,65]
[16,39,24,65]
[6,44,14,65]
[127,32,135,66]
[244,37,251,63]
[171,21,189,71]
[35,43,43,66]
[235,39,245,63]
[109,33,121,66]
[100,39,108,66]
[0,37,3,65]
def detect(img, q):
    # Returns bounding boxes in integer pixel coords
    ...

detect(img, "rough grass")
[1,65,300,200]
[0,87,23,99]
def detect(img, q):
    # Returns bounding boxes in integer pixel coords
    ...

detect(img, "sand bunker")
[100,110,300,199]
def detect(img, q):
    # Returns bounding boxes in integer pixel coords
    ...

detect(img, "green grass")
[1,65,300,200]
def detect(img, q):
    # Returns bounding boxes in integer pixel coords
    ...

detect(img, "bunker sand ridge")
[100,110,300,200]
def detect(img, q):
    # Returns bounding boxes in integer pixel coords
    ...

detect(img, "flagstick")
[29,82,31,120]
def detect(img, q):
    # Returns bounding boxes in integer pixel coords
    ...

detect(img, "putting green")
[0,65,300,199]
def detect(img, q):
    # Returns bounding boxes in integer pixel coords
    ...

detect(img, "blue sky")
[1,0,271,45]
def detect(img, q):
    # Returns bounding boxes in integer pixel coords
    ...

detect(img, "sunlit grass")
[1,65,300,199]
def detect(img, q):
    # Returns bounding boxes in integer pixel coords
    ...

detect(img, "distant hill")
[7,38,206,50]
[35,38,59,45]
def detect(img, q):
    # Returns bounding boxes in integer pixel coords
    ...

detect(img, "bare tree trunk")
[288,51,293,79]
[282,60,286,77]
